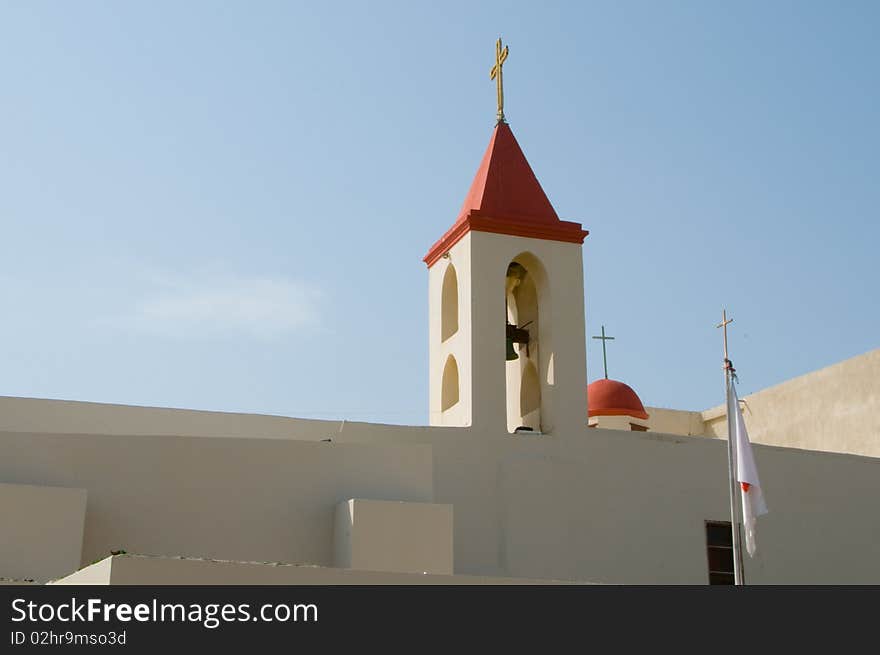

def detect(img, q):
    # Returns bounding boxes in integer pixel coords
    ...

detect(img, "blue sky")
[1,1,877,423]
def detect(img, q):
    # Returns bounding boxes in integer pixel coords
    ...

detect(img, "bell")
[506,336,519,361]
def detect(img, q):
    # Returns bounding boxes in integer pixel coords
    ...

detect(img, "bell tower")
[426,40,589,433]
[425,85,589,432]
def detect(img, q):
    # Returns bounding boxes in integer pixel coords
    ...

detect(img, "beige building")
[1,115,878,586]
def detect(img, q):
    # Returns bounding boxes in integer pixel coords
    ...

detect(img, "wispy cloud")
[101,271,322,339]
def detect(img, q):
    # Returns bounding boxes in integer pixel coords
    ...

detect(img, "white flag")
[729,383,768,557]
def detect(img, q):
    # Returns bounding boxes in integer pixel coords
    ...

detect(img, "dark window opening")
[705,520,734,585]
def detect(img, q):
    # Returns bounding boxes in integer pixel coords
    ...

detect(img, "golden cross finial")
[716,308,734,363]
[490,37,509,123]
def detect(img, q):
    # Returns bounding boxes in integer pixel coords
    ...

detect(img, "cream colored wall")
[3,409,879,583]
[0,395,347,439]
[643,407,705,436]
[52,554,578,585]
[0,482,87,582]
[701,348,880,457]
[0,430,433,580]
[588,415,649,431]
[405,426,880,584]
[49,556,113,585]
[322,422,880,583]
[0,394,437,441]
[333,499,453,574]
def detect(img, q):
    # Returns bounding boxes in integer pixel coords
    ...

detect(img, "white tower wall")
[428,230,588,435]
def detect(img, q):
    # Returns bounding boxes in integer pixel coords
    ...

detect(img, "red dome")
[587,379,649,420]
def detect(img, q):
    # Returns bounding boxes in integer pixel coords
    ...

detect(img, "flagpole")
[718,309,744,586]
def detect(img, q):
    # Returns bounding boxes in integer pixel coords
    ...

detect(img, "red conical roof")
[424,123,588,266]
[587,378,649,420]
[458,122,559,224]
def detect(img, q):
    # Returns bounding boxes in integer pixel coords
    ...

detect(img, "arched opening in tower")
[505,260,541,433]
[441,354,460,412]
[441,263,459,342]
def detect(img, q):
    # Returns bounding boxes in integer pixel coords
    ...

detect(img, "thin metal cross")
[489,37,509,123]
[592,325,615,379]
[716,309,733,363]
